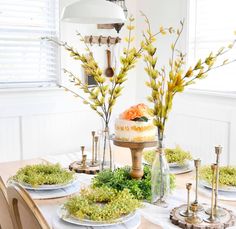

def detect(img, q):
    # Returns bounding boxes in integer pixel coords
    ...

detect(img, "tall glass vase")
[99,126,114,171]
[151,139,170,207]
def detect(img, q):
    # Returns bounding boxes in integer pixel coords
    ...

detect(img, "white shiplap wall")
[0,89,102,162]
[165,91,236,165]
[0,117,21,162]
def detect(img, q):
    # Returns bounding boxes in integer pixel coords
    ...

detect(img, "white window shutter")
[0,0,59,88]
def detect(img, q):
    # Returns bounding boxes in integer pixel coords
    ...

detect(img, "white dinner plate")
[27,180,81,200]
[143,160,194,175]
[169,162,182,168]
[170,167,193,175]
[169,161,190,168]
[57,205,137,227]
[12,174,78,191]
[200,180,236,193]
[199,184,236,201]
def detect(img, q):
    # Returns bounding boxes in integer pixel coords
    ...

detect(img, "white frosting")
[114,118,156,142]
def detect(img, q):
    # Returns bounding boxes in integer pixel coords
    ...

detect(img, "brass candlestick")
[94,136,99,163]
[214,146,227,217]
[80,146,85,164]
[81,154,88,169]
[90,131,96,167]
[185,203,202,224]
[180,183,192,217]
[206,145,227,217]
[204,164,219,223]
[193,159,203,211]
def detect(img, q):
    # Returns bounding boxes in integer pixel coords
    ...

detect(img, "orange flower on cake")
[135,103,149,117]
[120,103,149,120]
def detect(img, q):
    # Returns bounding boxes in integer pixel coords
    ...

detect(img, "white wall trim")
[185,88,236,100]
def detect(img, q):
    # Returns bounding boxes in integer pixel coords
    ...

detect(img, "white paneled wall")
[0,89,102,162]
[167,115,229,164]
[0,117,21,162]
[163,91,236,165]
[136,89,236,165]
[21,111,101,160]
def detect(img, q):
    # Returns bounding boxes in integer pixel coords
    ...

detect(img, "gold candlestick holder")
[81,154,88,169]
[214,146,227,217]
[185,203,203,224]
[90,131,98,167]
[80,146,85,164]
[206,146,227,217]
[180,183,192,217]
[170,159,236,228]
[204,164,219,223]
[192,159,203,211]
[94,136,99,164]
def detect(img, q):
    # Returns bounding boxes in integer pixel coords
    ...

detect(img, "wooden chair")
[0,176,16,229]
[7,183,50,229]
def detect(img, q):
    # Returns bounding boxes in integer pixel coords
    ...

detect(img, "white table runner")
[42,151,91,168]
[40,153,236,229]
[39,203,141,229]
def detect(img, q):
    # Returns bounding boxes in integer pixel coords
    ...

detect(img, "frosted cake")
[115,104,156,142]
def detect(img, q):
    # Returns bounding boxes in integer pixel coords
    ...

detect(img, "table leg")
[130,147,144,179]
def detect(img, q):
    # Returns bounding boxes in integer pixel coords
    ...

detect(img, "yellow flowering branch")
[45,16,144,128]
[142,15,236,141]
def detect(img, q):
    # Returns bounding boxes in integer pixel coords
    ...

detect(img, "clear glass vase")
[151,140,170,207]
[99,126,114,171]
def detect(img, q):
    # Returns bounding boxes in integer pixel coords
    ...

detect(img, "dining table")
[0,146,236,229]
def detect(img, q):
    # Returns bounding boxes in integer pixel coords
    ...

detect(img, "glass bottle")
[151,140,170,207]
[99,126,114,171]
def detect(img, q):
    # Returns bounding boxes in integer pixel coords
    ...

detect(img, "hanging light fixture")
[61,0,126,24]
[109,0,128,18]
[107,0,128,33]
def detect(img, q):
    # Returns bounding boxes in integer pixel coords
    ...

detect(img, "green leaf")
[131,116,149,122]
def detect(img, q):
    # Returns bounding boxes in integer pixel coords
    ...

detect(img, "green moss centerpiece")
[200,165,236,188]
[64,186,141,223]
[92,165,175,202]
[144,146,192,166]
[12,163,74,188]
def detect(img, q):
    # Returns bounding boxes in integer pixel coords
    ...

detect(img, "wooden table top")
[0,158,236,229]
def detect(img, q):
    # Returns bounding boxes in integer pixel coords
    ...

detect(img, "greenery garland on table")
[12,164,74,187]
[200,165,236,187]
[92,165,175,201]
[64,186,141,222]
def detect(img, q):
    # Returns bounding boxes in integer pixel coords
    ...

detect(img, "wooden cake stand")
[113,139,157,179]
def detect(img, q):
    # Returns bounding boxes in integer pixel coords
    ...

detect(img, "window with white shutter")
[0,0,59,88]
[188,0,236,92]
